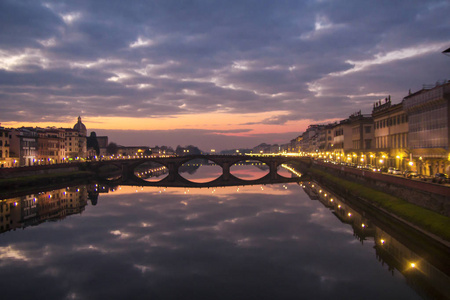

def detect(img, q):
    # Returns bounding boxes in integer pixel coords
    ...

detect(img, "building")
[299,125,324,153]
[65,117,87,160]
[9,128,38,166]
[349,111,373,151]
[36,127,66,164]
[318,124,335,152]
[252,143,272,154]
[0,126,13,168]
[403,81,450,175]
[117,146,151,157]
[347,112,374,165]
[96,136,109,157]
[331,119,353,156]
[372,96,409,169]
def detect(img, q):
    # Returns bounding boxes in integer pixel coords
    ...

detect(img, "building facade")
[403,81,450,175]
[9,128,38,166]
[0,126,13,168]
[65,117,87,160]
[37,128,66,164]
[372,97,409,169]
[332,119,353,156]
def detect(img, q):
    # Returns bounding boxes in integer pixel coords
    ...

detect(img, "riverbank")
[0,171,95,199]
[305,166,450,244]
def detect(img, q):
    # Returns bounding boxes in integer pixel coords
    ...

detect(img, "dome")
[73,116,87,133]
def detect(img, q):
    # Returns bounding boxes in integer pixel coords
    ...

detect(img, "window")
[364,126,371,133]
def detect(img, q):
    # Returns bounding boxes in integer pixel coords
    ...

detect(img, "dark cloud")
[1,0,449,148]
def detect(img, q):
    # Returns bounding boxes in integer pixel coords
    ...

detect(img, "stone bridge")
[89,154,311,188]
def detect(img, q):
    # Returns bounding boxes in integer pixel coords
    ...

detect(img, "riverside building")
[403,81,450,175]
[9,128,39,166]
[65,117,87,160]
[349,112,374,165]
[372,96,409,170]
[36,127,66,164]
[0,126,13,168]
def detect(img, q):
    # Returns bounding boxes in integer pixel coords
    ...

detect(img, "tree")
[106,142,119,155]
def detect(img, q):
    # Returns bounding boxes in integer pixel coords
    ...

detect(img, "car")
[362,164,372,170]
[362,165,380,172]
[433,173,449,184]
[435,173,448,179]
[392,169,402,175]
[404,170,418,178]
[387,167,395,174]
[380,167,389,173]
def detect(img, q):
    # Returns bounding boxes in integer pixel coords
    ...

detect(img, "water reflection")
[230,160,269,180]
[0,184,114,234]
[301,181,450,300]
[135,161,169,182]
[0,166,446,299]
[180,159,222,183]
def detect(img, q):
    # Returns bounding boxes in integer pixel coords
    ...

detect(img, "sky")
[1,0,449,151]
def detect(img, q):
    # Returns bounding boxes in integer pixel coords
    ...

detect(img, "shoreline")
[303,165,450,246]
[0,171,95,199]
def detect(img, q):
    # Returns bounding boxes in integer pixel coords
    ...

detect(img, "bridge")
[90,154,311,188]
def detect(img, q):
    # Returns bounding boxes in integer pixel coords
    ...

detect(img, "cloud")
[0,184,420,299]
[1,0,449,148]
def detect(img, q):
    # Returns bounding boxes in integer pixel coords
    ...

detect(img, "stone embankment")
[0,163,94,198]
[311,160,450,217]
[300,160,450,248]
[0,163,82,179]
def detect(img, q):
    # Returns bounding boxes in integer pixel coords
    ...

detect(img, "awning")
[411,148,448,158]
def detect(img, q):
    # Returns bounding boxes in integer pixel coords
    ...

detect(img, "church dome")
[73,116,87,133]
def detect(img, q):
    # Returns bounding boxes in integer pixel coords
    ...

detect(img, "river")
[0,164,448,299]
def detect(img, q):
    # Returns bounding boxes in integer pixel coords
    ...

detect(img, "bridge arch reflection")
[179,159,223,183]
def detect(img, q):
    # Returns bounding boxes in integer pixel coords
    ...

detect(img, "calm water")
[0,165,448,300]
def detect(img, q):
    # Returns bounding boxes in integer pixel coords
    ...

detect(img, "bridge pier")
[269,161,278,180]
[222,162,231,181]
[167,162,178,182]
[119,163,139,182]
